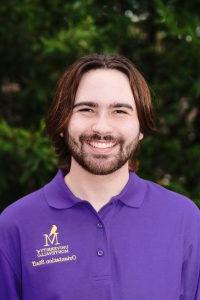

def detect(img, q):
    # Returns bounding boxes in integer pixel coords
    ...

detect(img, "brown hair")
[45,53,157,173]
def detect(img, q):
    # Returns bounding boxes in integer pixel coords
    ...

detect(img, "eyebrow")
[73,101,134,110]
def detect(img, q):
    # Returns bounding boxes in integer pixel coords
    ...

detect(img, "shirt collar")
[43,169,147,209]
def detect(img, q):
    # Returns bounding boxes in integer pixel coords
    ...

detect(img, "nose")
[91,112,113,135]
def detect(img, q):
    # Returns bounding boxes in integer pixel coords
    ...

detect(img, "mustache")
[79,133,120,143]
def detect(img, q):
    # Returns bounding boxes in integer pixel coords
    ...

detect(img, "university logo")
[43,225,61,247]
[32,224,77,267]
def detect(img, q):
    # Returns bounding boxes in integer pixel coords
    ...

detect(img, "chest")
[19,206,184,299]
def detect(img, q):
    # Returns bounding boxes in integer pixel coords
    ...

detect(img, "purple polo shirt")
[0,169,200,299]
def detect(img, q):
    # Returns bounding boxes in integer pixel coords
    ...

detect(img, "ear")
[139,132,144,141]
[60,132,63,137]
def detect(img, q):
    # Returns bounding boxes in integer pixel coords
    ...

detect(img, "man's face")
[63,69,143,175]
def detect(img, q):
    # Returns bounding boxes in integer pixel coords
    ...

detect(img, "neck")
[64,159,129,211]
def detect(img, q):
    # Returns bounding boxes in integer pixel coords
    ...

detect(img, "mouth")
[87,141,116,148]
[84,140,118,154]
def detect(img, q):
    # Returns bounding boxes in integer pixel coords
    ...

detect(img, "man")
[0,54,199,299]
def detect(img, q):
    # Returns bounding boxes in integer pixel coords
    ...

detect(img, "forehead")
[75,69,135,107]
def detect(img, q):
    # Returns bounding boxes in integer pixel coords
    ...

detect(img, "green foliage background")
[1,0,200,211]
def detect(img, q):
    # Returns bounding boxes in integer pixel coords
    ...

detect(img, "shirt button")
[97,222,103,228]
[97,249,104,257]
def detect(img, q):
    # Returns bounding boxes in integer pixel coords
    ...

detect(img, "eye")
[114,110,127,114]
[79,108,93,112]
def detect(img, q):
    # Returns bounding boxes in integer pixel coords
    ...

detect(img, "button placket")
[92,218,108,276]
[96,222,104,258]
[92,204,115,278]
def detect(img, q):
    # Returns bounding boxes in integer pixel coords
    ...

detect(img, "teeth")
[87,142,116,149]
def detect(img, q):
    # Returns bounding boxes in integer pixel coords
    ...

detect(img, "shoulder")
[0,186,49,259]
[142,176,200,222]
[134,173,199,219]
[0,186,46,227]
[0,188,47,277]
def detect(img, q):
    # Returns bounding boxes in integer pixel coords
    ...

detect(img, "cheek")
[67,117,85,136]
[120,120,141,137]
[68,115,104,136]
[67,116,141,140]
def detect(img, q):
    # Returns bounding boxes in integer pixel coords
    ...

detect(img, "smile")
[86,141,117,149]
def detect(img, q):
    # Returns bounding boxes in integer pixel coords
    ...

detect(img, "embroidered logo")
[31,224,77,267]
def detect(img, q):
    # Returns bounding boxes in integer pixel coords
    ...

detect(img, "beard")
[64,131,141,175]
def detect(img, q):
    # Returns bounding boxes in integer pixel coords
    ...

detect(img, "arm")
[181,205,200,299]
[0,249,21,299]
